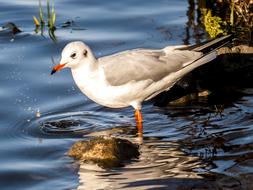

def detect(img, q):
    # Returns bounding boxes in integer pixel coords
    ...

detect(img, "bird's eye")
[83,50,87,57]
[70,53,77,59]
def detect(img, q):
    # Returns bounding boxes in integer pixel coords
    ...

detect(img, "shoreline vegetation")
[186,0,252,44]
[1,0,251,44]
[33,0,56,41]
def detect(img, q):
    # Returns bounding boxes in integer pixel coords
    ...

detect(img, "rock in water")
[1,22,22,35]
[68,137,139,168]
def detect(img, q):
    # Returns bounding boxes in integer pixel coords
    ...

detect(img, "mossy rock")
[68,137,139,168]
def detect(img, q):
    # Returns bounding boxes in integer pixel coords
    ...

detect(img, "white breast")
[71,67,134,108]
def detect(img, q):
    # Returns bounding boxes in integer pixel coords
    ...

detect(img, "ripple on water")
[173,95,253,178]
[6,91,253,190]
[77,138,206,190]
[21,110,131,139]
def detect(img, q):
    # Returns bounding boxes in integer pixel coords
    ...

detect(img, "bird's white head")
[51,41,95,75]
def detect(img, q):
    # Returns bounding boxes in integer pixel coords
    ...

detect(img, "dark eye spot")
[70,53,77,59]
[83,50,87,57]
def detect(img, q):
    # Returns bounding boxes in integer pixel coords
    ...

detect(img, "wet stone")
[39,119,85,136]
[0,22,22,35]
[68,137,140,168]
[45,120,80,129]
[215,175,241,190]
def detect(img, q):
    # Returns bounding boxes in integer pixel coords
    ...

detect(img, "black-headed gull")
[51,35,231,135]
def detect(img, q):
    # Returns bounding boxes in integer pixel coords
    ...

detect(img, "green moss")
[202,9,228,38]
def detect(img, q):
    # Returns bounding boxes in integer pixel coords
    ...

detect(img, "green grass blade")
[33,16,40,26]
[51,0,56,27]
[51,12,56,28]
[47,0,51,26]
[39,0,44,23]
[230,0,234,26]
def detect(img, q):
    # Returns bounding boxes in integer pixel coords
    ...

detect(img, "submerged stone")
[45,119,80,129]
[1,22,22,35]
[168,90,211,105]
[68,137,139,168]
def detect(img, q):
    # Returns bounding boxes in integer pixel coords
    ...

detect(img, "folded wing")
[100,47,202,86]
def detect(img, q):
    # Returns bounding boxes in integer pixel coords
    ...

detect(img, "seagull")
[51,35,231,135]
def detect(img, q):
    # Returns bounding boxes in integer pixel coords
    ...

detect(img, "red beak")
[51,63,66,75]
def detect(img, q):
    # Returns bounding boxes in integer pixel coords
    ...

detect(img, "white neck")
[70,57,103,100]
[71,58,99,82]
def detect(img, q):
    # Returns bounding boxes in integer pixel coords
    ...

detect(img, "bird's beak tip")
[50,63,66,76]
[51,69,57,75]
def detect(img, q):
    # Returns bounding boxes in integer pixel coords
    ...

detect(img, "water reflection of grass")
[33,0,56,42]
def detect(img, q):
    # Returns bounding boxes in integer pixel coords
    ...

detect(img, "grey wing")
[100,48,202,86]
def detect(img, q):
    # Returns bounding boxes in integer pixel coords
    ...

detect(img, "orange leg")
[135,109,143,137]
